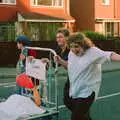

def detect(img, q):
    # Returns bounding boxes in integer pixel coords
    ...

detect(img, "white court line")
[0,82,16,86]
[53,92,120,110]
[0,82,16,87]
[4,85,16,88]
[1,82,120,99]
[1,82,120,108]
[97,92,120,100]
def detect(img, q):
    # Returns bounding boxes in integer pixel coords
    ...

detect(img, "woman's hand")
[55,55,68,69]
[40,58,49,63]
[55,55,62,63]
[20,54,26,60]
[111,52,120,61]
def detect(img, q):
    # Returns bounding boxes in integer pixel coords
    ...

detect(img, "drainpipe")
[114,0,116,18]
[66,0,70,15]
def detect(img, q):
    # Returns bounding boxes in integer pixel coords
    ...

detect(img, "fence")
[0,41,57,67]
[0,40,120,67]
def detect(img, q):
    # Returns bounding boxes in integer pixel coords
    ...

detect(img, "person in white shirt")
[58,32,120,120]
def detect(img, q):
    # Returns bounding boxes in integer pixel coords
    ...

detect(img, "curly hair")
[67,32,94,51]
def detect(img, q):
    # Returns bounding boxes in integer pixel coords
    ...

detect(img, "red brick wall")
[70,0,95,31]
[114,0,120,18]
[95,0,114,19]
[0,5,17,21]
[0,0,69,21]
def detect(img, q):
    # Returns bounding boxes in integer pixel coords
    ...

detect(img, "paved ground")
[0,67,16,77]
[0,62,120,120]
[0,62,120,77]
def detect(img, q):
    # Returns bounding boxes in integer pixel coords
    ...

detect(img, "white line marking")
[1,83,120,109]
[4,85,16,88]
[97,92,120,100]
[54,92,120,110]
[0,82,16,86]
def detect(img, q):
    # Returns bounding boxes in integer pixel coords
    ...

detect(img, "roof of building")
[18,12,75,23]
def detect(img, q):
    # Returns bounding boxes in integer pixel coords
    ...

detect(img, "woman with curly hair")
[59,32,120,120]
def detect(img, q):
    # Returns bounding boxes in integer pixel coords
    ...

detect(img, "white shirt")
[68,47,112,99]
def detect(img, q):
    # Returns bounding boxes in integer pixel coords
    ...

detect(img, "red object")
[29,49,37,58]
[16,74,34,89]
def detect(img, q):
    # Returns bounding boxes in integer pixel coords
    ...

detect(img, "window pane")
[37,0,52,6]
[9,0,15,3]
[33,0,36,5]
[0,22,15,41]
[53,0,62,6]
[0,0,16,3]
[102,0,110,5]
[32,0,63,6]
[105,22,114,36]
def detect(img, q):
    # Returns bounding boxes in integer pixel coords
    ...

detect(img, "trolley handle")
[26,47,58,72]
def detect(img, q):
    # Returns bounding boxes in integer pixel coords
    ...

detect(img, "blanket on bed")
[0,94,46,120]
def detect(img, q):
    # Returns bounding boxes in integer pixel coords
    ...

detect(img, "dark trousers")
[70,92,95,120]
[63,79,95,120]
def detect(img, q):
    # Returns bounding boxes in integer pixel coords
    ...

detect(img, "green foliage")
[83,31,107,40]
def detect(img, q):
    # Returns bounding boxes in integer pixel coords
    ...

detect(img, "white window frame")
[31,0,64,8]
[0,0,16,5]
[105,22,114,36]
[102,0,110,5]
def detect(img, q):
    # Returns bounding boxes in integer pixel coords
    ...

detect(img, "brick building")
[70,0,120,37]
[0,0,75,41]
[0,0,120,41]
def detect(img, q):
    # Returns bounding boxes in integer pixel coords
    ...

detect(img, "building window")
[104,22,120,37]
[31,0,63,7]
[105,22,114,36]
[0,22,15,41]
[102,0,110,5]
[0,0,16,4]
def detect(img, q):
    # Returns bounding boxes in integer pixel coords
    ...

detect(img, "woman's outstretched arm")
[111,52,120,61]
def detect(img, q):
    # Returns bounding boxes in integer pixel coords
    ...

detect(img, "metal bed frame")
[22,47,59,120]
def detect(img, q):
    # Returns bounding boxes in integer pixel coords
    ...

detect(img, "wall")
[70,0,95,31]
[95,0,120,19]
[0,41,57,67]
[0,5,17,21]
[17,0,69,19]
[17,0,31,13]
[114,0,120,18]
[95,0,114,19]
[0,0,70,21]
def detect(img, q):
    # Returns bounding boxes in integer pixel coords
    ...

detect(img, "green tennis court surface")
[0,62,120,120]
